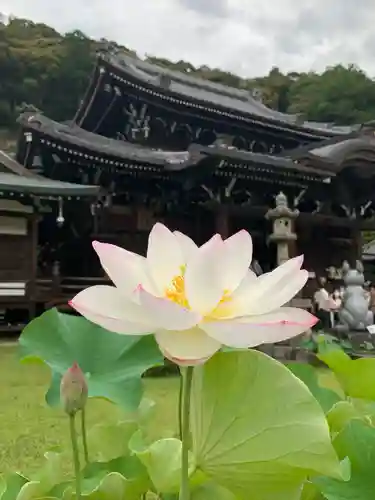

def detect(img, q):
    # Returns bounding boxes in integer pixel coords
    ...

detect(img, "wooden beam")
[202,200,375,230]
[215,205,230,238]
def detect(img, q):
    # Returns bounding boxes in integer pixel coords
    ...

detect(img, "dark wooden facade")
[13,112,375,300]
[73,51,360,153]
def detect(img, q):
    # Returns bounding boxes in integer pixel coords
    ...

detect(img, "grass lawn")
[0,344,179,476]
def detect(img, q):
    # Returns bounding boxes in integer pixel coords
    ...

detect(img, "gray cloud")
[273,1,374,56]
[2,0,375,78]
[178,0,228,17]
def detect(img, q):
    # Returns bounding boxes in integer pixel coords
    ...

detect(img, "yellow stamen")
[164,268,233,318]
[165,274,189,308]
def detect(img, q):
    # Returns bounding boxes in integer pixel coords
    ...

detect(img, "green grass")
[0,344,179,476]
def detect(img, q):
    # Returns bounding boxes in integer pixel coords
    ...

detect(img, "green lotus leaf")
[326,401,367,434]
[34,452,65,492]
[129,431,196,494]
[137,397,157,423]
[317,344,352,372]
[62,472,137,500]
[82,455,150,499]
[191,351,341,500]
[13,452,67,500]
[287,363,341,413]
[88,420,139,462]
[16,482,45,500]
[314,420,375,499]
[0,474,28,500]
[300,482,325,500]
[19,308,163,410]
[318,344,375,401]
[191,482,238,499]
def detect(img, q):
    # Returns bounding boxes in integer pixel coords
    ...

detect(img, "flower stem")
[179,366,194,500]
[80,407,89,465]
[69,413,82,500]
[178,371,183,440]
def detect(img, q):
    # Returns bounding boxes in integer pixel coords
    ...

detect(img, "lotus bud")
[60,362,88,416]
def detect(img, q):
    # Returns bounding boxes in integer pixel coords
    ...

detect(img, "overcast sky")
[2,0,375,78]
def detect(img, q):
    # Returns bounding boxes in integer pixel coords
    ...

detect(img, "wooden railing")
[36,276,110,311]
[0,281,27,299]
[0,280,34,334]
[34,277,313,310]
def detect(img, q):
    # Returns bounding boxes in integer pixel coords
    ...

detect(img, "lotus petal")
[173,231,198,262]
[138,287,201,331]
[70,285,152,335]
[220,230,253,292]
[184,235,224,315]
[147,223,185,293]
[156,327,221,365]
[230,256,307,315]
[202,307,317,348]
[92,241,155,296]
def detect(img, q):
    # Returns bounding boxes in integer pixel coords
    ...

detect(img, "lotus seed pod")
[60,362,88,415]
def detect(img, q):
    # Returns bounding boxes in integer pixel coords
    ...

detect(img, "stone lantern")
[266,192,299,266]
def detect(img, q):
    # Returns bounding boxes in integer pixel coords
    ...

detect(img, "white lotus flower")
[69,223,317,366]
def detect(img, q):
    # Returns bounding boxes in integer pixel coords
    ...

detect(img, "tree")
[287,65,375,124]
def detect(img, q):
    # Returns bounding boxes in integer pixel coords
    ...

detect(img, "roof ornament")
[97,41,119,58]
[17,103,42,123]
[158,74,172,89]
[249,87,263,103]
[213,133,234,148]
[295,113,305,125]
[18,102,41,114]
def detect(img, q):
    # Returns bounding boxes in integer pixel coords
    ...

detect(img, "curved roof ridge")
[106,51,362,136]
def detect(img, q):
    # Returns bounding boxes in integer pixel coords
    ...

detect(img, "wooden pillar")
[92,203,99,235]
[28,214,38,319]
[352,224,362,263]
[215,205,230,238]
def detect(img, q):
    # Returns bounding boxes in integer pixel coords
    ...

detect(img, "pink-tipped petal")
[138,287,201,331]
[147,223,185,293]
[202,307,317,348]
[220,230,253,292]
[92,241,155,296]
[173,231,198,263]
[70,285,152,335]
[230,257,308,316]
[184,235,225,315]
[155,327,221,365]
[199,233,222,251]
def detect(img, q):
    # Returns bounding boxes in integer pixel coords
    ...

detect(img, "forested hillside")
[2,16,375,130]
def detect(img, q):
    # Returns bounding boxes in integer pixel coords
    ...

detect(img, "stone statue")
[336,260,373,333]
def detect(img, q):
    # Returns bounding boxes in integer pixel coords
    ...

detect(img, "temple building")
[3,50,375,329]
